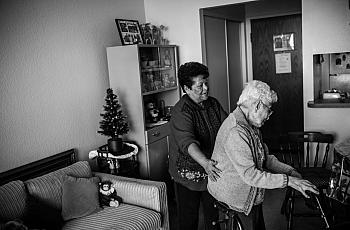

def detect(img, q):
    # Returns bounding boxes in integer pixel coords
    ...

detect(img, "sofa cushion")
[62,204,161,230]
[23,194,63,230]
[61,175,101,221]
[25,161,92,210]
[0,180,27,221]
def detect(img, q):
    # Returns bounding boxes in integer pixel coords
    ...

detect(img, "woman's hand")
[288,176,319,198]
[204,159,222,182]
[187,143,222,182]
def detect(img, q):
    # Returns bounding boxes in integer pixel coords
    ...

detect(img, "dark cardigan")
[168,94,227,191]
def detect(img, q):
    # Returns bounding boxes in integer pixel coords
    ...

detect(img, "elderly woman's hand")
[204,159,222,182]
[288,176,319,198]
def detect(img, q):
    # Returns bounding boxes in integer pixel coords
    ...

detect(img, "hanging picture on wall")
[115,19,144,45]
[273,33,295,52]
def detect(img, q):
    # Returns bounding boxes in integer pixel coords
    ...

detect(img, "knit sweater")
[208,107,296,215]
[168,94,227,191]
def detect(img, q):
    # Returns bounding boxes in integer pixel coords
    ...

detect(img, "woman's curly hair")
[237,80,278,107]
[178,62,209,92]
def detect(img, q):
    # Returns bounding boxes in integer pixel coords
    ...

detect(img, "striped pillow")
[25,161,92,210]
[0,180,27,221]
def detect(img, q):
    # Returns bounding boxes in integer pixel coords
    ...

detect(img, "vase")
[108,137,124,154]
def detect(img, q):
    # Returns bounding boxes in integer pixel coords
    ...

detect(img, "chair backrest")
[279,132,334,169]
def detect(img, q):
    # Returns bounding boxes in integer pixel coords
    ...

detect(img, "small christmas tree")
[98,88,129,139]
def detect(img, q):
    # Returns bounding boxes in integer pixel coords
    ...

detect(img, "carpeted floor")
[263,188,323,230]
[168,188,326,230]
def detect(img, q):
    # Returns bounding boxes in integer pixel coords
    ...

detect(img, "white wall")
[0,0,145,172]
[143,0,253,64]
[302,0,350,143]
[3,0,348,173]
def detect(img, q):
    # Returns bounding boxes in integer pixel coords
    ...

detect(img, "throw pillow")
[23,194,63,230]
[25,161,92,211]
[61,175,101,221]
[0,180,27,222]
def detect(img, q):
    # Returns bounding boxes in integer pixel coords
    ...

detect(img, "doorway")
[201,14,244,113]
[251,14,303,148]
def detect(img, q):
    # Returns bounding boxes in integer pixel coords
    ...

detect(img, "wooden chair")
[279,131,335,230]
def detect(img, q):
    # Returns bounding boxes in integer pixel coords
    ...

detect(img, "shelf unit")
[106,44,180,180]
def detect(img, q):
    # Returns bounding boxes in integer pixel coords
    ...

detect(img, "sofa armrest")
[93,172,169,230]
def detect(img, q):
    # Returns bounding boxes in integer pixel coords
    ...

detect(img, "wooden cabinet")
[106,44,179,180]
[146,123,170,181]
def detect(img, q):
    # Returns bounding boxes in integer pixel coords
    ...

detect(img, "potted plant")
[98,88,129,154]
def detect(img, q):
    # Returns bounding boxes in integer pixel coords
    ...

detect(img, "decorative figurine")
[146,102,159,123]
[163,49,171,67]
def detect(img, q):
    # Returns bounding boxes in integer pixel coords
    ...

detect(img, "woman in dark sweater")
[168,62,227,230]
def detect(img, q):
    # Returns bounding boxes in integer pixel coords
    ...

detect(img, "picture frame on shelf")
[140,23,153,44]
[115,19,144,46]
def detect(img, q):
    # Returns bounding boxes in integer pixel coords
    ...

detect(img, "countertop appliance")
[323,89,341,99]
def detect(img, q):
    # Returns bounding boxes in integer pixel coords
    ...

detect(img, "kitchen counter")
[307,99,350,108]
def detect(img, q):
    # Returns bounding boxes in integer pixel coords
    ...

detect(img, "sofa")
[0,149,169,230]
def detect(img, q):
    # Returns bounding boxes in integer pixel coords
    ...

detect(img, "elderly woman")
[168,62,227,230]
[208,80,319,230]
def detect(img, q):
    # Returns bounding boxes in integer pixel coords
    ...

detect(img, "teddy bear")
[99,181,122,207]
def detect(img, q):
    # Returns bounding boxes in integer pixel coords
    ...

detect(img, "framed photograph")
[115,19,144,45]
[273,33,295,52]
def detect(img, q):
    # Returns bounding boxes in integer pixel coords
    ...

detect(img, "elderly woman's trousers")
[235,204,266,230]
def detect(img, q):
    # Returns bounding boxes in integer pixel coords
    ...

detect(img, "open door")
[202,15,243,113]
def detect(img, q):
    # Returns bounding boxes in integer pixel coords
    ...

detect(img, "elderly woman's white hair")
[237,80,277,107]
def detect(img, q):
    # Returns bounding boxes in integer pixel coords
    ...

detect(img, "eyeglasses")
[260,100,273,117]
